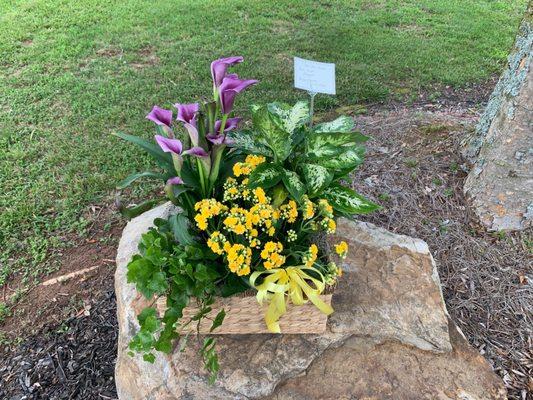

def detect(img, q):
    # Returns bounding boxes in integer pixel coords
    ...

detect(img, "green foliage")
[126,218,239,381]
[231,101,379,214]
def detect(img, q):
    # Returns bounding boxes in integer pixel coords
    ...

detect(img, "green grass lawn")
[0,0,527,299]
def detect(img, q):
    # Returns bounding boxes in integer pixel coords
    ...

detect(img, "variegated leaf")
[322,184,380,214]
[307,131,369,153]
[282,169,306,202]
[267,101,310,134]
[247,163,283,189]
[300,164,333,197]
[226,130,273,157]
[313,116,355,133]
[316,146,365,171]
[308,143,344,159]
[252,106,292,162]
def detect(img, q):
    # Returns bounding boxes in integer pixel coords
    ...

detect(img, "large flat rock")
[115,203,506,399]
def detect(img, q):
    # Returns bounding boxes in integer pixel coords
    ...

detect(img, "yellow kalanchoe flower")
[302,197,315,220]
[260,241,285,270]
[225,243,252,276]
[232,155,266,177]
[335,241,348,259]
[207,231,227,255]
[318,199,334,218]
[303,244,318,267]
[280,200,298,223]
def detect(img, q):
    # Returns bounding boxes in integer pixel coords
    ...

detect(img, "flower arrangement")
[115,56,378,381]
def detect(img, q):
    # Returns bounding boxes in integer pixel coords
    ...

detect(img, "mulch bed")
[0,105,531,399]
[0,290,118,400]
[352,108,532,400]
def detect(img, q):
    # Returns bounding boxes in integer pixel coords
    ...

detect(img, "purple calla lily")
[155,135,207,158]
[183,146,209,157]
[174,103,200,146]
[219,77,258,114]
[146,106,173,127]
[211,56,244,87]
[155,135,183,155]
[215,117,241,133]
[167,176,184,185]
[175,103,199,125]
[207,117,240,145]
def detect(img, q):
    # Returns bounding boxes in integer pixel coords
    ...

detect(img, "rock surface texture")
[462,8,532,231]
[115,203,507,399]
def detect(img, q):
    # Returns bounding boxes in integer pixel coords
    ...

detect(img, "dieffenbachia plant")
[113,56,257,219]
[228,101,379,215]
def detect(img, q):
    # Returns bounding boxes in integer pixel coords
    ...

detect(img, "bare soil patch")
[0,207,124,344]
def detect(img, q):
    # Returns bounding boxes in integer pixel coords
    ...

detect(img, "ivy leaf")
[300,164,333,197]
[282,169,306,202]
[247,163,283,189]
[252,105,293,162]
[146,271,169,295]
[315,147,365,171]
[313,116,355,133]
[226,130,273,157]
[322,184,381,214]
[138,307,160,333]
[167,213,195,246]
[210,309,226,332]
[267,101,310,134]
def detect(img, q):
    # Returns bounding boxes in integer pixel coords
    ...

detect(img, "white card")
[294,57,336,95]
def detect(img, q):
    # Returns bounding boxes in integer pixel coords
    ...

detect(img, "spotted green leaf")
[315,147,365,171]
[226,129,273,157]
[322,184,380,214]
[282,169,306,202]
[247,163,283,189]
[267,101,310,134]
[252,105,292,162]
[300,164,333,197]
[313,116,355,133]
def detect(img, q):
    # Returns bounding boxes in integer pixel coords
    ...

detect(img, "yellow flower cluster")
[232,154,266,177]
[207,231,227,255]
[325,261,342,285]
[320,217,336,234]
[303,244,318,267]
[226,243,252,276]
[335,241,348,259]
[302,197,315,220]
[194,199,227,230]
[318,199,334,218]
[279,200,298,223]
[260,241,286,270]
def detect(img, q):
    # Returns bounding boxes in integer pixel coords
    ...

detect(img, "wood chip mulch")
[0,291,118,400]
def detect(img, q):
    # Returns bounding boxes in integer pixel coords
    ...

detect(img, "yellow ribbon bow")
[249,266,334,333]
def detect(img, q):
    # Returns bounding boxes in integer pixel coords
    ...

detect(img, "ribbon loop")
[250,266,333,333]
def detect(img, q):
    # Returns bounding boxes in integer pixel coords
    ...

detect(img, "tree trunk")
[462,5,532,231]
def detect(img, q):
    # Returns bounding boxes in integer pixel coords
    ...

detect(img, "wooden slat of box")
[155,294,332,334]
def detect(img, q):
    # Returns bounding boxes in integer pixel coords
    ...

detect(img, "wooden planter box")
[155,294,332,334]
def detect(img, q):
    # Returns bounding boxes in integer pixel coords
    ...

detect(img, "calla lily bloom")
[214,117,241,133]
[211,56,244,87]
[174,102,200,146]
[219,77,258,114]
[146,106,173,127]
[207,117,241,145]
[167,176,184,185]
[154,135,207,157]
